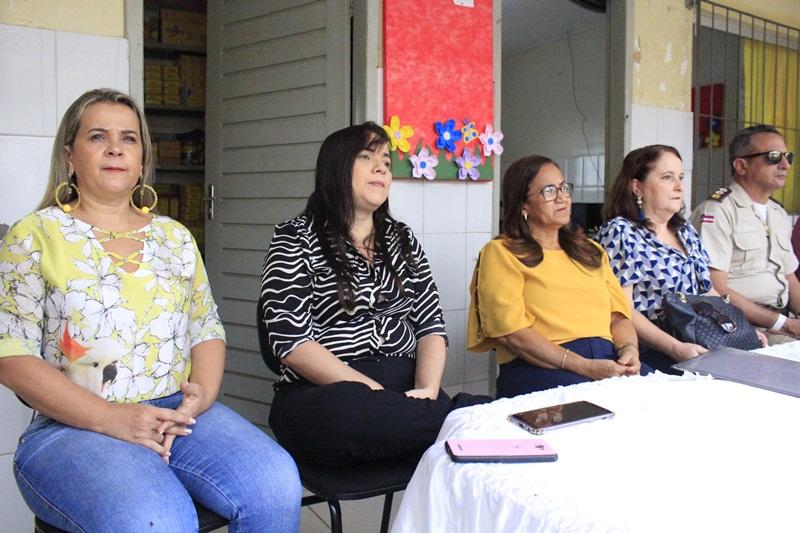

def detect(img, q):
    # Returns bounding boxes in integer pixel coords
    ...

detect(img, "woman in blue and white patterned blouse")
[596,145,714,372]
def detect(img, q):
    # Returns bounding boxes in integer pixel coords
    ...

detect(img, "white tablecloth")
[392,372,800,533]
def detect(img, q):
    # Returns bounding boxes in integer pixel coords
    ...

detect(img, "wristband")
[772,313,787,331]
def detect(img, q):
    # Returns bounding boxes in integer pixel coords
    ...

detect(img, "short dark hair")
[499,155,601,269]
[603,144,685,233]
[728,124,782,174]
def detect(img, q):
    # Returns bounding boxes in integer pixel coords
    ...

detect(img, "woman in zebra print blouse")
[260,122,490,467]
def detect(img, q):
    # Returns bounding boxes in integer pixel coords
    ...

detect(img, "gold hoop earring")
[55,181,80,213]
[130,182,158,214]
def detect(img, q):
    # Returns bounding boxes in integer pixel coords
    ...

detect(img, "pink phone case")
[445,438,558,463]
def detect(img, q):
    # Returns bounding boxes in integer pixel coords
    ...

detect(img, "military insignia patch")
[709,187,731,201]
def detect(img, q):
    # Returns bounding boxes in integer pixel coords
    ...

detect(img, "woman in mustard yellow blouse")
[467,155,651,397]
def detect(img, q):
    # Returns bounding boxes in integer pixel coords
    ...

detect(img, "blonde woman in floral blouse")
[0,89,300,532]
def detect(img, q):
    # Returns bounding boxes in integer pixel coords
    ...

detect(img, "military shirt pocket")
[731,231,765,272]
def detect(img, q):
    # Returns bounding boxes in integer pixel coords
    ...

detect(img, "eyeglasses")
[738,150,794,165]
[529,182,574,202]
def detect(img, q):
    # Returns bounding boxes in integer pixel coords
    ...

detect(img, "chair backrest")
[256,294,282,377]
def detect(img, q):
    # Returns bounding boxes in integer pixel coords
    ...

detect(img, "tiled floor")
[301,491,405,532]
[210,490,405,533]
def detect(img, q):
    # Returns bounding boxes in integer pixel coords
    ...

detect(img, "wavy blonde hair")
[38,88,154,210]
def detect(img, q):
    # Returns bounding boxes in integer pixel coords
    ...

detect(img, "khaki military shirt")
[690,181,798,308]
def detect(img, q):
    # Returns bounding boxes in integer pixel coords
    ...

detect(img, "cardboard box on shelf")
[161,9,206,48]
[144,64,162,79]
[162,80,181,98]
[152,183,181,219]
[144,4,159,42]
[158,138,182,165]
[179,54,206,107]
[162,64,180,80]
[181,184,204,222]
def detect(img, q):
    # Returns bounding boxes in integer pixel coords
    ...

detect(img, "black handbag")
[661,292,760,350]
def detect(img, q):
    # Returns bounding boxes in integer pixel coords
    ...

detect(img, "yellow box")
[162,65,180,80]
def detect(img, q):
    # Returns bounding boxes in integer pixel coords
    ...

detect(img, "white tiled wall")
[0,22,129,527]
[630,102,695,209]
[560,153,606,203]
[390,179,494,396]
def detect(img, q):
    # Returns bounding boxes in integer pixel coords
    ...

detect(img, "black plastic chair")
[256,297,415,533]
[33,503,227,532]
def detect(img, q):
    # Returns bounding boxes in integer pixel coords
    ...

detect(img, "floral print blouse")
[0,207,225,402]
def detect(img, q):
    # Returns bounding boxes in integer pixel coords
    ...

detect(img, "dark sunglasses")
[692,301,737,333]
[738,150,794,165]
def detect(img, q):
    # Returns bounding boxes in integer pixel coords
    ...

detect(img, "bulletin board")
[382,0,498,180]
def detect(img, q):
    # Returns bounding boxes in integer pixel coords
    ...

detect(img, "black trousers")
[269,356,492,468]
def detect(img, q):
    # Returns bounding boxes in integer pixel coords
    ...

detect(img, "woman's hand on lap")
[405,386,438,400]
[102,402,195,459]
[579,359,628,380]
[158,381,210,463]
[615,345,641,375]
[671,342,707,361]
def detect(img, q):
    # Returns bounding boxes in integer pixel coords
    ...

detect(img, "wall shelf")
[144,40,205,57]
[145,104,204,116]
[156,165,204,173]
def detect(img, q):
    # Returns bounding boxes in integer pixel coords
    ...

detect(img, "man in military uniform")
[691,124,800,343]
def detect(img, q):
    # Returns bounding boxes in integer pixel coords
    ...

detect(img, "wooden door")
[205,0,350,429]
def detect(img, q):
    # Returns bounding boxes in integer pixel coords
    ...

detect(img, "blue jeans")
[13,393,301,533]
[496,337,654,398]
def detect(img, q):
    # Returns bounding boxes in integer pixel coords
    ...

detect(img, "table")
[391,371,800,533]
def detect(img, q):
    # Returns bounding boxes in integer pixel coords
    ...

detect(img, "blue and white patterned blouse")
[595,216,713,320]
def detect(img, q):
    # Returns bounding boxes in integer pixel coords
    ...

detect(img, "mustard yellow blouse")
[467,238,631,365]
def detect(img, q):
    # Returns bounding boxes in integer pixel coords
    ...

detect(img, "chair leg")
[380,492,395,533]
[327,499,343,533]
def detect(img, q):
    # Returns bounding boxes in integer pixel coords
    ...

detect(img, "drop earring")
[523,211,528,222]
[636,194,645,221]
[55,170,80,213]
[130,178,158,214]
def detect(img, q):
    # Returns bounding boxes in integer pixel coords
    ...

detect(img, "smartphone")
[508,400,614,435]
[444,438,558,463]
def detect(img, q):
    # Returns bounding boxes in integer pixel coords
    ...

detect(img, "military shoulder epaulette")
[769,196,785,208]
[709,187,732,201]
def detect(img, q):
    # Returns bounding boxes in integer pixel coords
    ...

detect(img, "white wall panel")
[55,32,129,121]
[0,135,53,225]
[0,24,57,136]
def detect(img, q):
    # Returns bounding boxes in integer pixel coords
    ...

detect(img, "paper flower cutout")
[456,147,481,181]
[461,120,478,144]
[435,119,463,152]
[478,125,504,157]
[409,148,439,180]
[383,115,414,152]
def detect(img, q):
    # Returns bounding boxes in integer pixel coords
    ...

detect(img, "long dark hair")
[603,144,685,232]
[304,121,415,310]
[500,155,601,269]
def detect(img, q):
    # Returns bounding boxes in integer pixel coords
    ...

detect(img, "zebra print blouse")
[260,214,447,384]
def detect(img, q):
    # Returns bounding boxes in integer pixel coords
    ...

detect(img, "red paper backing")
[383,0,494,176]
